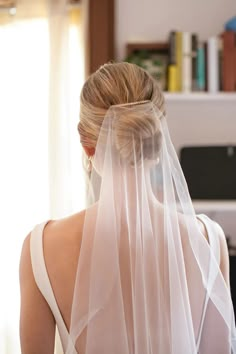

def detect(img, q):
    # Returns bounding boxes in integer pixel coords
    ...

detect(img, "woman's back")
[42,211,86,332]
[28,203,226,353]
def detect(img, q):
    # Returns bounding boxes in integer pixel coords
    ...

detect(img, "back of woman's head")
[78,62,165,161]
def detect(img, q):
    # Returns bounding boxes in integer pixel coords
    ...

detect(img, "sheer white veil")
[66,100,236,353]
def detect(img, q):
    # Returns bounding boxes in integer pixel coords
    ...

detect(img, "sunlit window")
[0,6,84,353]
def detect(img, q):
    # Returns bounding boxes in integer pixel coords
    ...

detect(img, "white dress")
[30,214,223,353]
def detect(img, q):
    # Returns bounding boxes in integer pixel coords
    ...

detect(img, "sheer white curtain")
[48,0,85,219]
[0,0,85,352]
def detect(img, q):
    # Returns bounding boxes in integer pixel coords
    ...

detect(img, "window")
[0,4,84,352]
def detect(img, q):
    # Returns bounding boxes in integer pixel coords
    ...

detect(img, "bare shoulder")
[43,209,87,274]
[44,209,86,245]
[19,232,34,286]
[19,232,36,293]
[46,209,86,235]
[20,209,87,272]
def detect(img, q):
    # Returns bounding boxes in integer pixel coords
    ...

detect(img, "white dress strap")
[195,214,223,350]
[197,214,221,264]
[30,222,69,352]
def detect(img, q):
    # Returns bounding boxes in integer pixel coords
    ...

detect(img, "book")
[182,32,192,92]
[176,32,182,91]
[191,34,198,91]
[168,65,178,91]
[207,36,219,93]
[203,41,208,91]
[197,43,205,91]
[169,31,176,65]
[218,36,223,91]
[222,31,235,91]
[168,31,178,91]
[234,36,236,90]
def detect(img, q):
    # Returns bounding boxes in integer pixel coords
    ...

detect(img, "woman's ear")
[83,146,95,157]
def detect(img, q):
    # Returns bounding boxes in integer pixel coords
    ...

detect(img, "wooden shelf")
[164,92,236,101]
[126,42,168,56]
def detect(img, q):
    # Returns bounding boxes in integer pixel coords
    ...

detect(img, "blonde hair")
[78,62,165,162]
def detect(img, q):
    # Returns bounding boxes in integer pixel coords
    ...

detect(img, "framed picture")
[125,42,169,91]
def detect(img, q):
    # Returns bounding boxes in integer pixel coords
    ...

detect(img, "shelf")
[164,92,236,102]
[192,200,236,212]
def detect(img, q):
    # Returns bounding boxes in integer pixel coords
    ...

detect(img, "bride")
[20,62,236,353]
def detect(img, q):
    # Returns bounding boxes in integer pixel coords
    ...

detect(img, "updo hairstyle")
[78,62,165,165]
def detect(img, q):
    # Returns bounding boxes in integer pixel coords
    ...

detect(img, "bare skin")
[19,210,85,354]
[19,208,229,354]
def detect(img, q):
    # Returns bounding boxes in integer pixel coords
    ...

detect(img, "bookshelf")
[125,38,236,95]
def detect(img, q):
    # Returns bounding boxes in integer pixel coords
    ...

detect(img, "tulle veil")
[66,100,236,353]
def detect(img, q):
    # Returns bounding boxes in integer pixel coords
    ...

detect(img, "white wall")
[115,0,236,60]
[165,98,236,153]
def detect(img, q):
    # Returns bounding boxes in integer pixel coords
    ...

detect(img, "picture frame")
[125,42,169,91]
